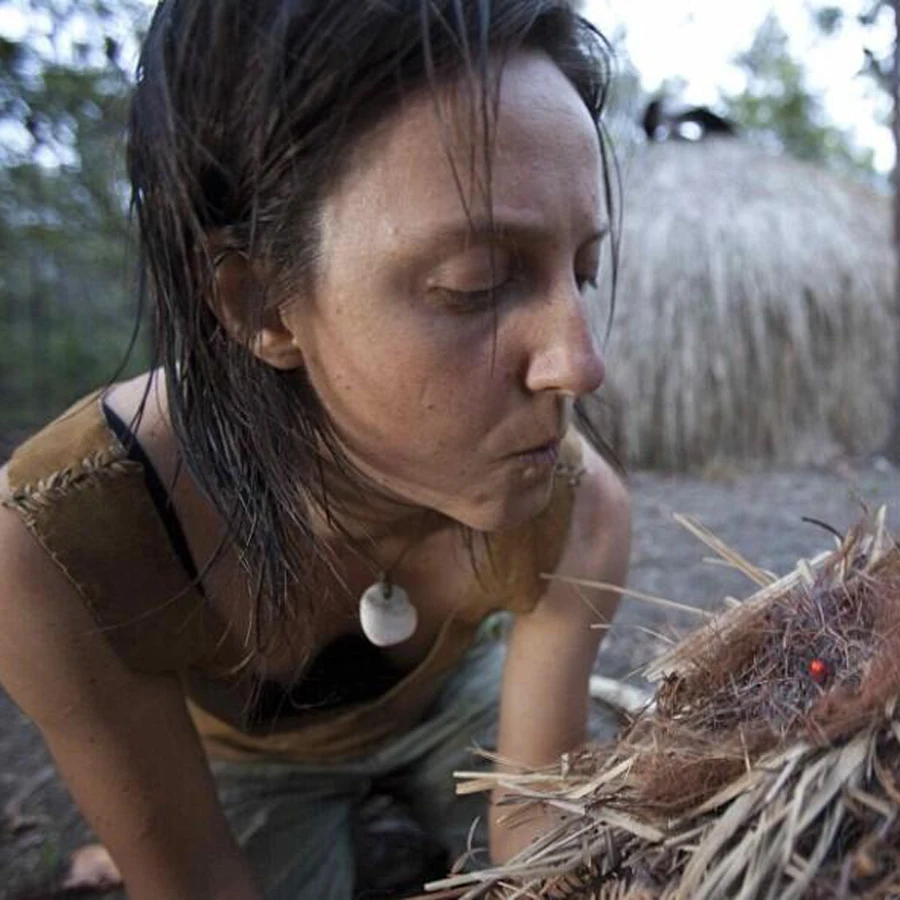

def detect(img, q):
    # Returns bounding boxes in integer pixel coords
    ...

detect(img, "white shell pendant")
[358,581,418,647]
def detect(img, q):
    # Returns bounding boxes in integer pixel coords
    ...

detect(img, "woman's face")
[283,51,607,532]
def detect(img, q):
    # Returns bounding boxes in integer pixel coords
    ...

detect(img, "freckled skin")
[281,52,607,532]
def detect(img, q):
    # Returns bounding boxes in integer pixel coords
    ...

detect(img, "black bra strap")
[101,401,205,598]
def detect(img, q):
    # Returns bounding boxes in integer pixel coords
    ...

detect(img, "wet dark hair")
[128,0,619,658]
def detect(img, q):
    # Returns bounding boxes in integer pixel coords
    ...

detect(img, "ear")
[211,250,305,371]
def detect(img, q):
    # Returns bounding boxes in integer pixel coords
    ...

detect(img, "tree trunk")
[881,0,900,461]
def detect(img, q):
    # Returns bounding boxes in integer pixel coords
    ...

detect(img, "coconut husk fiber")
[422,507,900,900]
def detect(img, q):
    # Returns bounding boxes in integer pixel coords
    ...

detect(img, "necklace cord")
[378,511,435,595]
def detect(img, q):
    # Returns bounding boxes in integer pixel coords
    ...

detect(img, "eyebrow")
[407,216,610,259]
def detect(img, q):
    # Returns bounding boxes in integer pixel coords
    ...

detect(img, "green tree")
[720,13,876,177]
[0,0,150,451]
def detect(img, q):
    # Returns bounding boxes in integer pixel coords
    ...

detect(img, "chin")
[453,477,555,533]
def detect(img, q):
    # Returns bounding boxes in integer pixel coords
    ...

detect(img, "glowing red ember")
[809,658,828,684]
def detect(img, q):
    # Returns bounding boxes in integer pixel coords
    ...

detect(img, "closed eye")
[428,277,519,313]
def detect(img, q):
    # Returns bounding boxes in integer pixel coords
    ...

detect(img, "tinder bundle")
[428,509,900,900]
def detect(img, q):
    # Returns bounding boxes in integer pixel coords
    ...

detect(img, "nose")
[522,284,606,397]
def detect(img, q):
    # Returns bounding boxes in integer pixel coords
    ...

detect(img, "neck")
[303,450,451,568]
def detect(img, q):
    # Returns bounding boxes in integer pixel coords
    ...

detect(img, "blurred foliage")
[815,1,891,33]
[0,0,150,452]
[814,5,847,35]
[719,13,878,179]
[811,3,895,130]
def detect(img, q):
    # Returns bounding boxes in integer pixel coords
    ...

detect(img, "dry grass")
[592,138,896,470]
[420,508,900,900]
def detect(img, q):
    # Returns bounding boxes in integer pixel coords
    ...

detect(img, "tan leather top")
[3,391,581,763]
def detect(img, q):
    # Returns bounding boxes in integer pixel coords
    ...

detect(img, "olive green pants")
[212,621,619,899]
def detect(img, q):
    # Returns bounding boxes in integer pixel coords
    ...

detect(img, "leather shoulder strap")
[3,393,239,674]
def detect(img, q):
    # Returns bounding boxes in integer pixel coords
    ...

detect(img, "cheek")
[312,312,513,429]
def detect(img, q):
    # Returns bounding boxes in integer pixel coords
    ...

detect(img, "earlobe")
[210,247,305,371]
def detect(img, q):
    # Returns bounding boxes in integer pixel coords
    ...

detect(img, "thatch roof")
[593,138,897,470]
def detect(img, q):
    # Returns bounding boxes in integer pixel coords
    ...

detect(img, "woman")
[0,1,630,898]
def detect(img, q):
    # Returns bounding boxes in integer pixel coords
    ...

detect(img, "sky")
[582,0,895,172]
[0,0,895,172]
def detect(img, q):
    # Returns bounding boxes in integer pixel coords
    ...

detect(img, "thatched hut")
[594,138,896,470]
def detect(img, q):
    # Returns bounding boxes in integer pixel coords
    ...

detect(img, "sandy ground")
[2,458,900,898]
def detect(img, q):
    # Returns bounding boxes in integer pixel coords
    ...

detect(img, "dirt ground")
[2,457,900,898]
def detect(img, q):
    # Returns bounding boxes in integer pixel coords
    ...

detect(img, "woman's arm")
[0,500,263,900]
[490,438,631,863]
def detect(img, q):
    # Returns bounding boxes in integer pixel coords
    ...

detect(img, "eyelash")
[432,280,515,313]
[434,271,599,314]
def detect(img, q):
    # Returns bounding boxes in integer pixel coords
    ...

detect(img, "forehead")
[319,51,604,264]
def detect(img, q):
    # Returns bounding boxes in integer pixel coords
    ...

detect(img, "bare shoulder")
[0,472,113,726]
[557,431,631,580]
[519,433,630,628]
[0,459,154,730]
